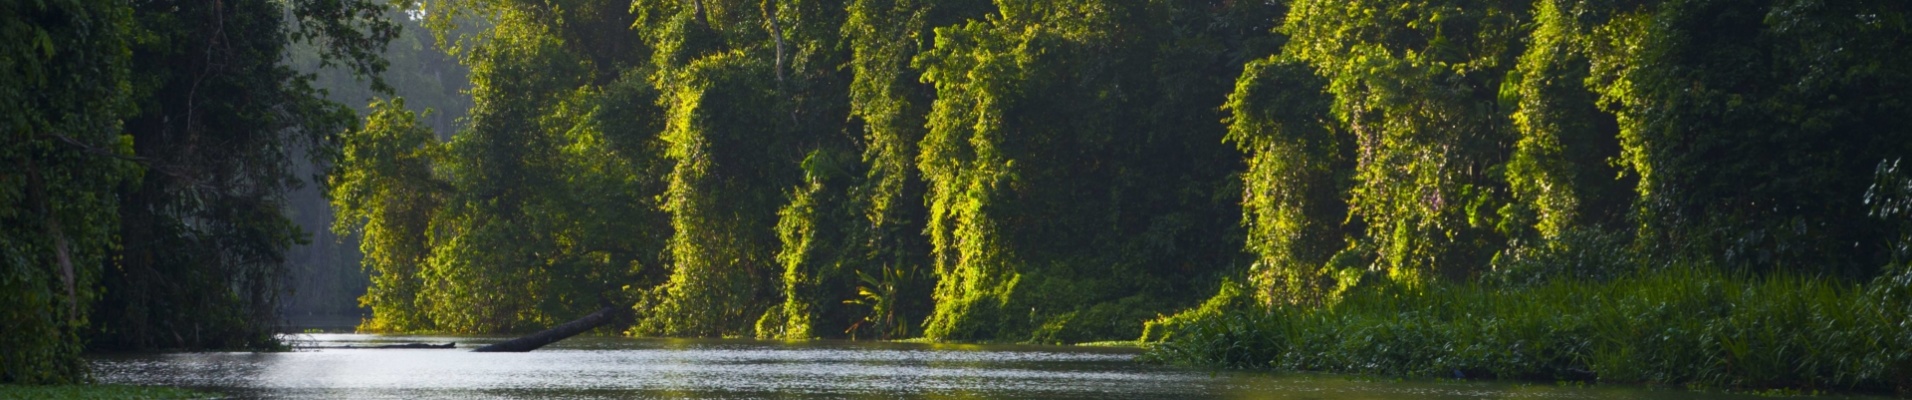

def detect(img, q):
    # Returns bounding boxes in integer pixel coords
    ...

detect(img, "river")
[88,334,1875,399]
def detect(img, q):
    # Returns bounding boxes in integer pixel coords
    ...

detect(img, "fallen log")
[370,342,457,349]
[472,305,628,352]
[299,342,456,349]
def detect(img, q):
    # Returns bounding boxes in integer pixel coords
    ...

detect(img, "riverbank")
[0,384,215,399]
[1141,266,1912,395]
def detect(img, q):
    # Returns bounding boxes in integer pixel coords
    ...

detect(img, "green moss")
[0,385,217,400]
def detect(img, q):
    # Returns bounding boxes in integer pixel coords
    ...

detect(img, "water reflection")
[89,334,1871,399]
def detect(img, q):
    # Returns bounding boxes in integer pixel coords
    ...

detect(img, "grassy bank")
[0,385,216,400]
[1141,267,1912,394]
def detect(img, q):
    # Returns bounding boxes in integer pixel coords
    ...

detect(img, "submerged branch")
[472,306,629,352]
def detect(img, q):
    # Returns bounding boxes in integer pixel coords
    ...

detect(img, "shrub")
[1145,267,1911,394]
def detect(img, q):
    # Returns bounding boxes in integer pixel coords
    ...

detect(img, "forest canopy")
[335,0,1276,342]
[333,0,1912,345]
[4,0,1909,387]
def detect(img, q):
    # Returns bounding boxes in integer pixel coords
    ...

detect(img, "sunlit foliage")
[1224,57,1357,307]
[1154,0,1912,392]
[331,99,446,333]
[1280,0,1529,285]
[338,1,673,333]
[326,0,1912,368]
[912,0,1274,342]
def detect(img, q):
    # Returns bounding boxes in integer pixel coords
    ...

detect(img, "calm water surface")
[90,334,1872,399]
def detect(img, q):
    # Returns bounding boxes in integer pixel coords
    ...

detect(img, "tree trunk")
[472,306,629,352]
[25,162,79,319]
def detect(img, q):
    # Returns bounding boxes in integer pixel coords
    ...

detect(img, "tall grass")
[1142,266,1912,394]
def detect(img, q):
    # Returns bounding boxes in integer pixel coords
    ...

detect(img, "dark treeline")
[2,0,399,384]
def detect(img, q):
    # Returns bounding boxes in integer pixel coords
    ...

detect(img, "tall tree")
[758,0,991,340]
[1225,55,1360,306]
[341,0,673,333]
[91,0,399,350]
[0,0,136,383]
[5,0,401,382]
[628,0,852,337]
[913,0,1273,342]
[1582,0,1912,277]
[329,98,447,332]
[1280,0,1529,284]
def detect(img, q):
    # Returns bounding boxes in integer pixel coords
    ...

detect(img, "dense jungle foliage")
[280,9,474,321]
[6,0,1910,391]
[334,0,1911,341]
[334,0,1277,342]
[3,0,398,383]
[1139,0,1912,393]
[331,0,1912,390]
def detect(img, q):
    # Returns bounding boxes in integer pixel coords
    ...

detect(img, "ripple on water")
[90,335,1888,400]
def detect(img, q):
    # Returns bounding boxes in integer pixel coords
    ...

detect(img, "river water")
[89,334,1875,399]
